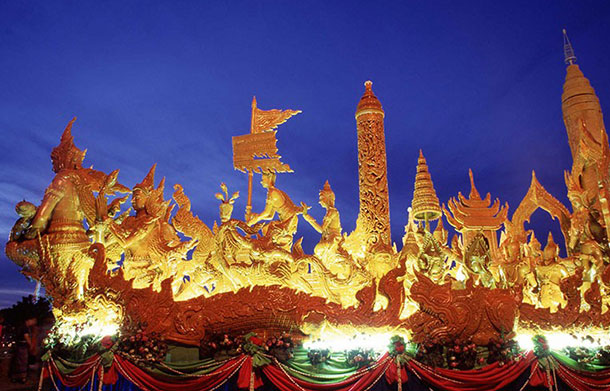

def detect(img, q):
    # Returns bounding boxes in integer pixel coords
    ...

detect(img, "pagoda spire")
[443,169,508,258]
[563,29,577,65]
[411,150,442,229]
[561,30,608,204]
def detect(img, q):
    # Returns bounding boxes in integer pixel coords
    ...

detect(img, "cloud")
[0,289,37,296]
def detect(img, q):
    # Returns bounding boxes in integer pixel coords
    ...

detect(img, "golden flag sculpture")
[232,96,301,216]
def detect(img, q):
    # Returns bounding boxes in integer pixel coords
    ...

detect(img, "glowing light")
[48,295,124,346]
[454,265,467,282]
[516,327,610,351]
[55,318,120,345]
[515,333,534,351]
[302,321,409,353]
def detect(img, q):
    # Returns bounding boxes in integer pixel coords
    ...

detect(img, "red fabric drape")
[237,355,264,390]
[48,355,100,387]
[262,354,391,391]
[528,361,554,389]
[384,360,408,385]
[406,352,536,391]
[47,349,610,391]
[555,362,610,391]
[103,361,120,385]
[113,354,246,391]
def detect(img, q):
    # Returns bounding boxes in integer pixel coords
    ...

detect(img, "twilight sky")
[1,1,610,308]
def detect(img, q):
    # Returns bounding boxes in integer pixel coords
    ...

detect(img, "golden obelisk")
[351,81,391,254]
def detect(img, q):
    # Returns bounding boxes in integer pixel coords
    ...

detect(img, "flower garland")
[307,349,331,366]
[117,325,167,365]
[486,336,520,366]
[345,348,378,368]
[445,339,477,369]
[201,332,294,365]
[388,335,414,365]
[533,335,550,358]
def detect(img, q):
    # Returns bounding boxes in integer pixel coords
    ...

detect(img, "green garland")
[388,335,414,364]
[345,348,377,368]
[307,349,331,366]
[532,335,550,358]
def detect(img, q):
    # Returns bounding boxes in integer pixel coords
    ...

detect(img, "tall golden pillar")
[561,30,608,198]
[352,81,391,253]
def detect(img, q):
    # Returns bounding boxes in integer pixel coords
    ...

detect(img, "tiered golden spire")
[443,169,508,256]
[561,30,607,204]
[562,54,605,160]
[443,169,508,230]
[411,150,442,223]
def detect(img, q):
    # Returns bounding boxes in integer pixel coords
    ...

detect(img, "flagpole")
[245,96,257,220]
[246,170,253,219]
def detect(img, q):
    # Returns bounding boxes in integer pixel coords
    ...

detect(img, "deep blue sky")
[1,1,609,307]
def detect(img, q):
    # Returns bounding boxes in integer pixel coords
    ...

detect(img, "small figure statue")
[565,172,606,284]
[5,201,39,273]
[215,183,239,224]
[247,172,303,251]
[496,223,533,290]
[302,181,352,276]
[9,201,37,242]
[415,226,447,283]
[461,233,495,288]
[533,233,569,312]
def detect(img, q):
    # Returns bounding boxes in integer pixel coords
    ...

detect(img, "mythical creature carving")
[406,272,518,345]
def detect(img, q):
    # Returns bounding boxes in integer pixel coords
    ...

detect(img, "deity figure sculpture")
[107,165,196,292]
[302,181,355,277]
[6,119,129,301]
[565,172,607,284]
[461,233,495,288]
[496,222,535,293]
[247,172,303,251]
[532,233,569,312]
[414,226,447,283]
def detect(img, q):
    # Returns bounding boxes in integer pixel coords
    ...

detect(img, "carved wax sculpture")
[6,38,610,346]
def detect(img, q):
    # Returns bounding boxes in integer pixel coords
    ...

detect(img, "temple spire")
[412,150,442,228]
[563,29,577,65]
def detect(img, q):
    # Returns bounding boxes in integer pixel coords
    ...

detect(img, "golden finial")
[320,179,334,200]
[356,80,384,117]
[411,150,442,224]
[563,29,577,65]
[135,164,157,192]
[433,217,448,245]
[545,231,558,252]
[51,117,87,173]
[322,179,332,192]
[529,231,541,252]
[468,169,482,200]
[543,231,559,261]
